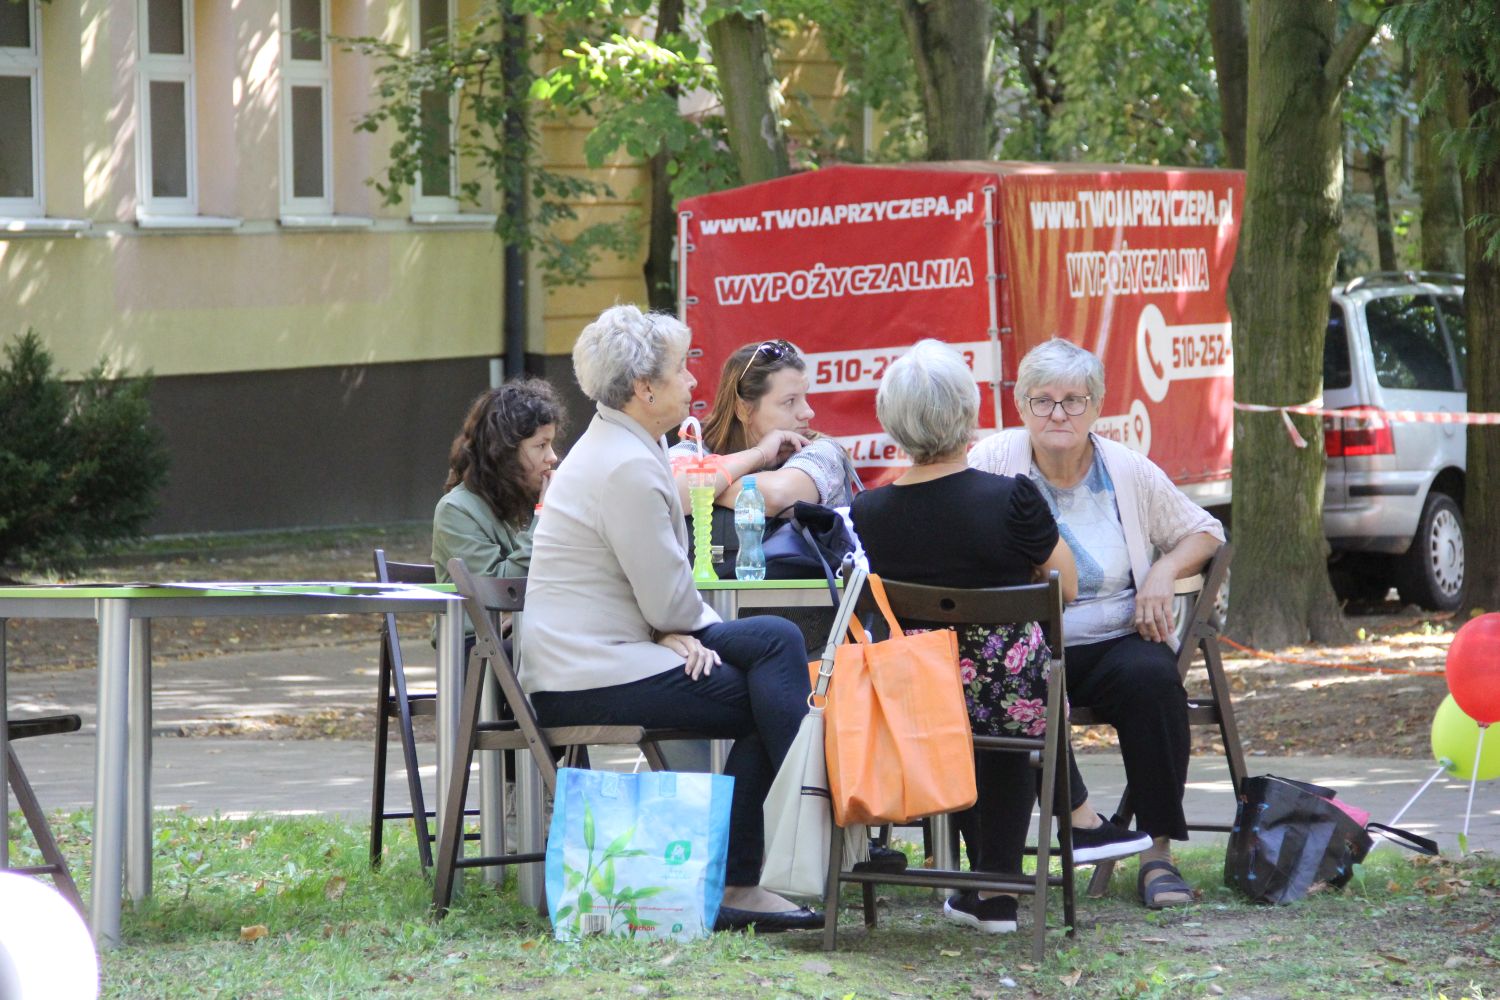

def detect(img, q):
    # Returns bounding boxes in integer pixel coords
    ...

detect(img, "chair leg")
[1086,785,1137,898]
[1203,641,1249,795]
[370,635,393,869]
[1056,737,1077,939]
[432,656,487,917]
[394,692,433,872]
[5,745,84,914]
[822,821,845,951]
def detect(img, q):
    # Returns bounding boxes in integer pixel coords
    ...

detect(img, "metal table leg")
[127,618,152,902]
[515,750,546,910]
[93,599,131,948]
[434,610,464,848]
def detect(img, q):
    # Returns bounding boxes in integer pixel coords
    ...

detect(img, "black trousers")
[531,615,810,886]
[1064,633,1190,841]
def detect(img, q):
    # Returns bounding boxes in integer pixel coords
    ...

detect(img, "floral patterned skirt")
[908,621,1055,738]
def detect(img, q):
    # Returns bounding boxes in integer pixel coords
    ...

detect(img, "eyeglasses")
[737,340,795,385]
[1023,394,1092,417]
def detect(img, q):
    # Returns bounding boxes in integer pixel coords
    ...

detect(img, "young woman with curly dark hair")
[431,379,563,593]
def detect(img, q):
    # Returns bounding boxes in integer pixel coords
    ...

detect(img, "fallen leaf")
[1444,955,1467,969]
[1018,964,1036,973]
[939,949,962,957]
[657,951,678,967]
[1207,985,1225,996]
[1139,936,1169,944]
[239,924,268,943]
[520,939,537,950]
[1059,970,1082,988]
[324,876,347,901]
[1379,953,1409,965]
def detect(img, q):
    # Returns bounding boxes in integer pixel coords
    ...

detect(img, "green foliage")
[1391,0,1500,260]
[0,331,169,574]
[1001,0,1224,165]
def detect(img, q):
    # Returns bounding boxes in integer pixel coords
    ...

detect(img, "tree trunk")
[1416,55,1466,275]
[1227,2,1375,648]
[1207,0,1249,169]
[643,0,685,312]
[900,0,994,160]
[1460,74,1500,614]
[1368,148,1397,272]
[705,12,789,184]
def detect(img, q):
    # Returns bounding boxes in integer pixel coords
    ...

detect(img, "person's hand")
[538,469,555,504]
[1135,562,1178,643]
[755,429,809,469]
[657,633,722,680]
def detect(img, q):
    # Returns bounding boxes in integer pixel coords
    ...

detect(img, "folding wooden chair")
[5,714,85,913]
[433,560,708,916]
[821,572,1075,963]
[369,549,478,871]
[1073,542,1247,896]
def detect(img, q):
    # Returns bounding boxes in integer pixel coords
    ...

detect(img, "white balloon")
[0,873,99,1000]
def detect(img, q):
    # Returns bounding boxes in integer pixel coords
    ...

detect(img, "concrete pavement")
[6,643,1498,855]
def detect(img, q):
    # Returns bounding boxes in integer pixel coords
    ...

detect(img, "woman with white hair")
[967,337,1225,909]
[851,340,1148,935]
[518,304,821,933]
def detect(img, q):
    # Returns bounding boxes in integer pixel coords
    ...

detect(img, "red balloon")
[1447,613,1500,724]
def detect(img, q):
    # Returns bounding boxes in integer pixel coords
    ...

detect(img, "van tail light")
[1324,406,1395,457]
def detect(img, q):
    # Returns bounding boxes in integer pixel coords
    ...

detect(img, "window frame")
[280,0,333,216]
[410,0,460,216]
[136,0,198,217]
[0,0,43,218]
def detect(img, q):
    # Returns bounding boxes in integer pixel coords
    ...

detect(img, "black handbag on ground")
[1224,775,1436,905]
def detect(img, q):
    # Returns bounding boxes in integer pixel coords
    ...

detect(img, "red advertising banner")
[992,165,1243,487]
[679,166,995,479]
[679,163,1244,494]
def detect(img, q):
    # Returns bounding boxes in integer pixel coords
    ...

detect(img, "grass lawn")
[7,811,1498,999]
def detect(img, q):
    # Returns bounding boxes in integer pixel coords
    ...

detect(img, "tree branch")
[1323,14,1381,88]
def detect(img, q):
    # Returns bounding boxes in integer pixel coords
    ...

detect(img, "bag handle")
[812,560,868,701]
[785,514,840,606]
[1366,822,1438,856]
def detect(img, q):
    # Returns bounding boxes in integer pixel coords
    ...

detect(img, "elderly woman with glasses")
[519,305,822,933]
[967,338,1224,910]
[670,339,858,517]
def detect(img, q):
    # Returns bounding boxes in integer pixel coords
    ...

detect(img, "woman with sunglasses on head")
[968,338,1224,910]
[669,339,859,518]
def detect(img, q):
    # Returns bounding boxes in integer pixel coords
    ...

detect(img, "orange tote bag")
[823,575,977,827]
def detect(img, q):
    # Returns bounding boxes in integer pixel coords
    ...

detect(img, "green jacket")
[431,482,534,637]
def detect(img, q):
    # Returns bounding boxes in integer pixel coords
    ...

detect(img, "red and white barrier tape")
[1233,399,1500,448]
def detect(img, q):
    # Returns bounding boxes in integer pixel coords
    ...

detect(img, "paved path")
[7,645,1498,855]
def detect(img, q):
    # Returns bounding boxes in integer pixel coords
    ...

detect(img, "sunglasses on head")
[737,340,796,385]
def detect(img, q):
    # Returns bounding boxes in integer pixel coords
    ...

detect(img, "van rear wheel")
[1396,492,1465,611]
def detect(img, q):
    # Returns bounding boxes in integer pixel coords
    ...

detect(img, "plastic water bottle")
[734,476,766,581]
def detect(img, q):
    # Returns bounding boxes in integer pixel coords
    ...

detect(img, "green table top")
[0,578,836,600]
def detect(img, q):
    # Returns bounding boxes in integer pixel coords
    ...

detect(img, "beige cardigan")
[968,429,1225,616]
[518,405,720,694]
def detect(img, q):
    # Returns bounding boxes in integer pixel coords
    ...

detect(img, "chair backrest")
[1175,542,1233,677]
[373,549,439,695]
[445,559,551,775]
[855,571,1066,655]
[375,550,438,587]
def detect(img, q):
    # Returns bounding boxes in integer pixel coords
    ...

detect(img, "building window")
[137,0,197,215]
[412,0,458,212]
[0,0,42,217]
[281,0,332,214]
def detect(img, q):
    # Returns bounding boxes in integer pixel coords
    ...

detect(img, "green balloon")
[1432,695,1500,781]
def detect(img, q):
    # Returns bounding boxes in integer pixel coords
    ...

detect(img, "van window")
[1324,304,1351,389]
[1437,295,1467,385]
[1364,294,1457,391]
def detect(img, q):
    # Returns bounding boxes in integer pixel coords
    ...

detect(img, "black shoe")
[852,841,909,874]
[713,905,824,933]
[1069,814,1153,864]
[942,891,1018,934]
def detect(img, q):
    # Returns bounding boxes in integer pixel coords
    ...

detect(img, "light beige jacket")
[518,405,720,694]
[968,428,1225,607]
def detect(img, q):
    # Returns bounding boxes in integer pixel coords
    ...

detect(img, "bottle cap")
[742,475,756,489]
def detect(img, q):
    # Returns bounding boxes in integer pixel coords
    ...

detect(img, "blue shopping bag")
[546,768,733,942]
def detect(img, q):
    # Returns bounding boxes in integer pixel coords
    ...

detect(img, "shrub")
[0,330,170,574]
